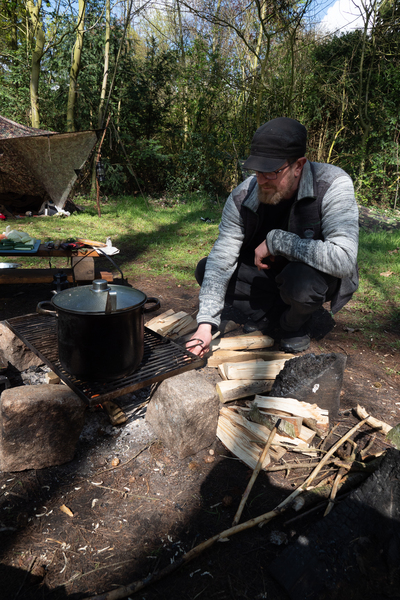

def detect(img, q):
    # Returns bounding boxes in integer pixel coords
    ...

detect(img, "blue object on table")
[0,239,41,255]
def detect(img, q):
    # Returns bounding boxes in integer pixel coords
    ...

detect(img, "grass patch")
[2,193,221,281]
[349,228,400,347]
[2,195,400,346]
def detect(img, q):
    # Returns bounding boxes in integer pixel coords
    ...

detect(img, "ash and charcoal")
[79,388,154,449]
[3,364,52,387]
[20,365,52,385]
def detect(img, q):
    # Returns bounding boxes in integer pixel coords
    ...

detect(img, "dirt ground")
[0,208,399,600]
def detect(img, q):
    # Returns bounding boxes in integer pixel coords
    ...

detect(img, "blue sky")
[316,0,367,33]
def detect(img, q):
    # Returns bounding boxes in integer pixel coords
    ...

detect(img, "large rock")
[0,384,86,472]
[146,370,219,459]
[0,321,43,371]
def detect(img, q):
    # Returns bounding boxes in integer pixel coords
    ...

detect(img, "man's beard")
[257,169,297,205]
[257,186,286,205]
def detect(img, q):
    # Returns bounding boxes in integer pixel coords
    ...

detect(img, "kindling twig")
[319,422,341,452]
[63,559,133,587]
[87,416,370,600]
[324,466,347,516]
[360,434,377,459]
[284,491,352,526]
[94,442,153,475]
[355,404,392,435]
[232,422,279,526]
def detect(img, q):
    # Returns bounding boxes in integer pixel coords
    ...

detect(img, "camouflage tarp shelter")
[0,115,98,214]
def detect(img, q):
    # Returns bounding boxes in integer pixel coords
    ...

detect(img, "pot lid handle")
[92,279,111,293]
[105,290,117,314]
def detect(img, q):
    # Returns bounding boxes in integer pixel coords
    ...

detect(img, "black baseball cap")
[243,117,307,172]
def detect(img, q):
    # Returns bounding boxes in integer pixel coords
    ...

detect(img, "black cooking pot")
[37,279,160,381]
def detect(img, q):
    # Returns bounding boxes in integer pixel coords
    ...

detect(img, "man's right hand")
[254,239,274,270]
[186,323,213,356]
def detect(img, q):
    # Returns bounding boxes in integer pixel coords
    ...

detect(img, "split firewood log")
[224,359,287,380]
[218,358,265,381]
[252,396,329,432]
[146,310,197,337]
[209,335,274,352]
[207,350,293,368]
[220,406,306,448]
[216,379,274,403]
[247,403,302,438]
[217,412,272,469]
[217,409,287,465]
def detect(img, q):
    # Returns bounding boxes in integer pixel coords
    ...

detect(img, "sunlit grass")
[2,196,400,346]
[1,193,221,281]
[347,229,400,344]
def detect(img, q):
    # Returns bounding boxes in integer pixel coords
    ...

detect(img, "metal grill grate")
[6,313,205,405]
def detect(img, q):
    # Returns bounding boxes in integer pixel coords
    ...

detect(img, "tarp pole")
[95,114,110,217]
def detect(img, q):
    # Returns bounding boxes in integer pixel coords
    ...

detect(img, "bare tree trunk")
[98,0,110,129]
[91,0,110,196]
[176,0,188,146]
[26,0,44,128]
[66,0,86,132]
[253,0,268,128]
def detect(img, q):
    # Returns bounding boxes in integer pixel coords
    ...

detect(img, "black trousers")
[195,258,340,332]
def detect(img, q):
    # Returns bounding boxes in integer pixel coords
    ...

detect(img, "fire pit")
[5,313,205,406]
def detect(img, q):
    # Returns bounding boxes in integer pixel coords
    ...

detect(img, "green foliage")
[0,0,400,205]
[386,424,400,448]
[102,160,127,196]
[166,133,230,195]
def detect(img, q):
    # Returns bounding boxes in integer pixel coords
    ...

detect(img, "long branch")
[87,417,370,600]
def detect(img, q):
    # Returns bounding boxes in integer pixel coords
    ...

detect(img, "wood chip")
[59,504,74,517]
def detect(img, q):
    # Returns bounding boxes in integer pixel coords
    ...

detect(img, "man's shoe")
[243,320,260,333]
[243,317,272,335]
[279,327,311,353]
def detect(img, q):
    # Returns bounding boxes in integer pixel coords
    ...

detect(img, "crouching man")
[187,117,359,356]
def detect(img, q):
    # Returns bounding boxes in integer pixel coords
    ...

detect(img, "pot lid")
[52,280,147,314]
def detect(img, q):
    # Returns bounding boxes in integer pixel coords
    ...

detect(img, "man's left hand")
[254,240,274,270]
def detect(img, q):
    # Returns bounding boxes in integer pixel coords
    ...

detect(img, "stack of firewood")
[206,333,289,402]
[146,311,329,468]
[218,398,329,468]
[207,333,329,468]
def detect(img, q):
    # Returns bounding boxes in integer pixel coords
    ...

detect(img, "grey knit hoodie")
[197,160,359,329]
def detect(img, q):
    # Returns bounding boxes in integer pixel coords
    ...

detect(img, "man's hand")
[186,323,213,357]
[254,240,274,270]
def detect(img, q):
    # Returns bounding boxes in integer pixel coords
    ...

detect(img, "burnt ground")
[0,208,399,600]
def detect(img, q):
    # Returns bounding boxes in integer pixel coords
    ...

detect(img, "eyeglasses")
[256,162,294,180]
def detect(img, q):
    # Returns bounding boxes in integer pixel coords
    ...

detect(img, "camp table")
[0,243,113,284]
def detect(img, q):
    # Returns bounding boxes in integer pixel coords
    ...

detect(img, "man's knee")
[195,257,208,285]
[276,263,336,305]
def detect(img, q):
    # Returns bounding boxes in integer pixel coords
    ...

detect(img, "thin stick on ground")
[323,466,348,516]
[232,422,279,526]
[87,416,370,600]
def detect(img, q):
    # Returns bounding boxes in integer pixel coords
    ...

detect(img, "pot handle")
[143,297,160,313]
[36,301,57,317]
